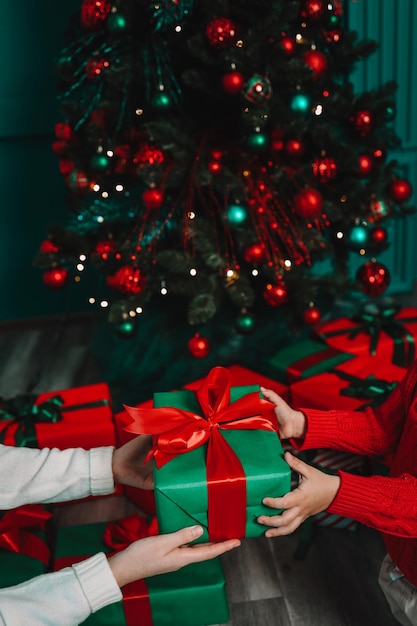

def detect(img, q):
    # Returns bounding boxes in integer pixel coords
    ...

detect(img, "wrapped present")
[265,338,354,385]
[115,398,156,516]
[54,515,229,626]
[290,357,404,411]
[0,382,115,449]
[315,303,417,368]
[0,504,52,588]
[123,366,291,543]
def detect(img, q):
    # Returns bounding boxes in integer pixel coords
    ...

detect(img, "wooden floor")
[0,314,400,626]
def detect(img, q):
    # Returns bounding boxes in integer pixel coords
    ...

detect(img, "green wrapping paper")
[265,338,354,384]
[0,537,47,588]
[152,385,291,542]
[54,521,229,626]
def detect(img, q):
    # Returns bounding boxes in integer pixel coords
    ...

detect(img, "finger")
[258,506,299,528]
[260,387,281,404]
[264,516,303,537]
[284,451,311,477]
[165,525,205,549]
[181,539,241,563]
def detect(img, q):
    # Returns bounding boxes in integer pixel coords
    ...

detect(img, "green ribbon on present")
[332,369,398,409]
[322,302,416,367]
[0,394,109,448]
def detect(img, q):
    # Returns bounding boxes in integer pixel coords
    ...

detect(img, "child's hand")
[260,387,306,440]
[108,526,241,587]
[112,435,154,490]
[257,452,340,537]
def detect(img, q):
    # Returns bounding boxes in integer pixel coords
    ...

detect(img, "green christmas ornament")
[151,91,172,110]
[246,132,269,152]
[107,12,128,33]
[244,75,272,105]
[90,153,111,172]
[114,318,137,338]
[290,93,311,113]
[347,223,369,249]
[234,310,256,334]
[227,203,248,225]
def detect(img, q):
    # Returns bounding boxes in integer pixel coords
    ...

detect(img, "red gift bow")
[123,366,277,541]
[0,504,52,566]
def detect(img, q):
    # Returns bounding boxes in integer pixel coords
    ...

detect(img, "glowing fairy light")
[136,306,143,314]
[189,268,197,276]
[76,263,84,271]
[96,215,104,223]
[100,300,109,308]
[88,297,95,304]
[115,184,124,192]
[251,269,259,276]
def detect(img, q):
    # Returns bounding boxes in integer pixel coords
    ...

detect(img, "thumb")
[284,451,310,477]
[167,525,204,548]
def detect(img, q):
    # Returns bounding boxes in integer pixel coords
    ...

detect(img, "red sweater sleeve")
[328,470,417,538]
[294,375,406,456]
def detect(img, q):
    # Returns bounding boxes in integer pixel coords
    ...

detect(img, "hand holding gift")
[108,524,241,587]
[112,434,154,490]
[260,387,306,440]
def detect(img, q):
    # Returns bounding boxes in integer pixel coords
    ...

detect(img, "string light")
[100,300,109,308]
[135,306,143,314]
[88,297,95,304]
[189,268,197,276]
[160,280,168,295]
[251,269,259,276]
[115,184,124,192]
[96,215,104,222]
[76,263,84,271]
[79,254,86,261]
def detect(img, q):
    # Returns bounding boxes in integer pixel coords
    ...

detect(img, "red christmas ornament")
[80,0,112,30]
[244,242,267,264]
[271,128,285,152]
[369,226,388,246]
[59,159,75,175]
[134,145,165,167]
[263,281,288,306]
[43,267,68,289]
[85,57,109,79]
[206,17,237,49]
[373,147,386,162]
[303,305,322,325]
[52,141,67,157]
[303,50,328,80]
[222,71,244,94]
[300,0,326,21]
[356,260,390,297]
[280,36,296,57]
[208,160,222,174]
[55,122,75,141]
[40,240,59,254]
[387,178,413,203]
[350,109,374,137]
[142,188,164,211]
[293,187,323,219]
[312,156,337,182]
[323,29,343,44]
[188,333,211,358]
[284,137,305,159]
[106,265,146,295]
[94,240,116,259]
[357,154,374,178]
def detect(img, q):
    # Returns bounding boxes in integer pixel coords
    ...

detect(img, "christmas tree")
[35,0,414,401]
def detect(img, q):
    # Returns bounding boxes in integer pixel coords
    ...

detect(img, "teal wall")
[0,0,83,322]
[0,1,416,323]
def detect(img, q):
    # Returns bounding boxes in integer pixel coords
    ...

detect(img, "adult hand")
[112,435,154,490]
[257,452,340,537]
[261,387,306,440]
[108,525,241,587]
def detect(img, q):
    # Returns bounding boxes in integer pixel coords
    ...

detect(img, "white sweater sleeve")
[0,553,123,626]
[0,444,116,509]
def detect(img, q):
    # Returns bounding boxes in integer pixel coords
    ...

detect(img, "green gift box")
[124,366,291,543]
[0,505,51,588]
[54,518,229,626]
[266,338,354,384]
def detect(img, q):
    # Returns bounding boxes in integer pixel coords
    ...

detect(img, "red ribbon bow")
[0,504,52,566]
[124,366,276,541]
[103,514,159,552]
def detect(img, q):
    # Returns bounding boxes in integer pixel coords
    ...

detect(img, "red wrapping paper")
[290,358,405,411]
[0,383,115,449]
[315,306,417,366]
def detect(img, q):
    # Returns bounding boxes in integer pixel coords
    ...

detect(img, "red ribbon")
[0,504,52,566]
[123,366,276,541]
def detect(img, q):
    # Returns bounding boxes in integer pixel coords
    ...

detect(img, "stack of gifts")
[53,514,230,626]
